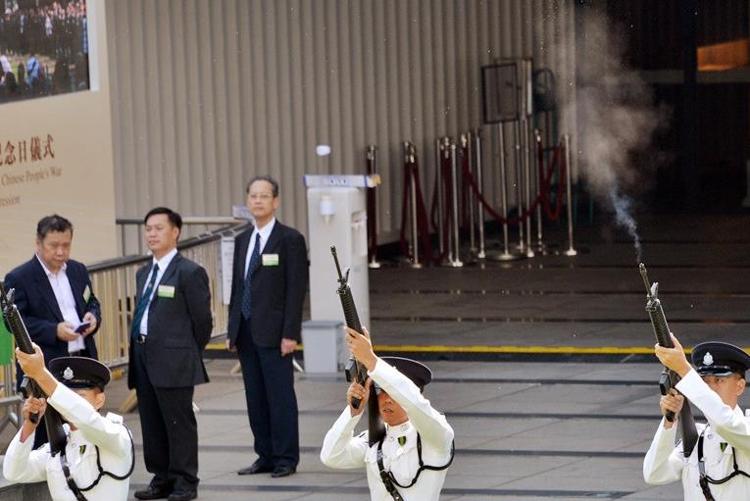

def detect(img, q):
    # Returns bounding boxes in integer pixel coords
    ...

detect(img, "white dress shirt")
[320,359,454,500]
[244,218,276,277]
[138,248,178,336]
[3,383,133,500]
[643,369,750,500]
[36,256,84,353]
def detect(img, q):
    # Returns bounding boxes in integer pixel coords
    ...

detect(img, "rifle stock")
[639,263,698,458]
[331,247,385,445]
[0,282,67,456]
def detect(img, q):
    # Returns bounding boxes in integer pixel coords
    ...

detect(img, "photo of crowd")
[0,0,89,104]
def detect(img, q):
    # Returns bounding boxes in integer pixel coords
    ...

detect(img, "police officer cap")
[48,356,111,390]
[692,342,750,378]
[380,357,432,390]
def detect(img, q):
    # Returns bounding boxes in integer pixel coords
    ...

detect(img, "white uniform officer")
[3,345,134,501]
[320,328,454,501]
[644,336,750,500]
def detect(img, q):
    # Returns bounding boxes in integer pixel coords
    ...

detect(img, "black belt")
[68,350,85,357]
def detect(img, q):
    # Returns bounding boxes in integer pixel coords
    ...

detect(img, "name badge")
[82,285,91,302]
[157,285,176,298]
[262,254,279,266]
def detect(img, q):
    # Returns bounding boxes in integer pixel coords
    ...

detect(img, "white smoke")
[562,10,668,262]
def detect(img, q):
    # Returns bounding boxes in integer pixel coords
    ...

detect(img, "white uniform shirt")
[3,384,133,501]
[320,359,454,501]
[36,256,85,353]
[643,369,750,500]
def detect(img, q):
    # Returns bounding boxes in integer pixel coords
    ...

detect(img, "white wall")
[0,0,117,272]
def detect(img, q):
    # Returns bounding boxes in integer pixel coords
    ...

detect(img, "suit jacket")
[4,256,101,364]
[127,253,213,389]
[227,222,308,348]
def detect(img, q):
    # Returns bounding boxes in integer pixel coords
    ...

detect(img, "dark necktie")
[131,263,159,338]
[240,235,261,320]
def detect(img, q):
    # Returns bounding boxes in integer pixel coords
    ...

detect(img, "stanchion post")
[462,133,477,254]
[533,129,546,253]
[405,142,423,268]
[448,140,464,267]
[513,121,526,253]
[366,145,382,269]
[435,138,446,257]
[563,133,578,256]
[473,129,486,259]
[522,119,535,258]
[488,123,521,261]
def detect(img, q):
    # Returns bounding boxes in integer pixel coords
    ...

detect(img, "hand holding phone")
[74,321,91,334]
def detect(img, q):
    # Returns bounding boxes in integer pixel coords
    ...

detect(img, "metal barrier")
[117,216,243,257]
[89,221,249,369]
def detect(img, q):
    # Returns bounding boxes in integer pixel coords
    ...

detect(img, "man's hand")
[225,339,236,352]
[81,312,97,336]
[347,379,372,417]
[346,327,377,371]
[16,343,46,380]
[281,338,297,357]
[21,397,46,426]
[56,322,79,342]
[654,333,692,377]
[660,389,684,429]
[19,397,46,443]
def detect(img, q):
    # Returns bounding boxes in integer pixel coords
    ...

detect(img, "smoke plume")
[563,9,667,262]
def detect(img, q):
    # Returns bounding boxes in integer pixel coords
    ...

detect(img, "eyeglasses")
[248,193,274,201]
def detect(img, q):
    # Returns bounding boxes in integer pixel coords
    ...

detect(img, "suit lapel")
[149,253,181,309]
[236,228,252,279]
[31,257,64,321]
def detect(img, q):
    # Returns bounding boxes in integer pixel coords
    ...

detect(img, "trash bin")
[301,320,346,374]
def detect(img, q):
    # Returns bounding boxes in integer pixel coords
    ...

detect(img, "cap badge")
[703,352,714,366]
[63,367,74,380]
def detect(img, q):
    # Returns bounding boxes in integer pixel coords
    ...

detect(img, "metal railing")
[116,216,244,257]
[89,220,249,368]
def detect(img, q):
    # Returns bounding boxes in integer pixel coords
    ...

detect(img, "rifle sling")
[59,426,136,498]
[376,432,454,499]
[697,426,750,500]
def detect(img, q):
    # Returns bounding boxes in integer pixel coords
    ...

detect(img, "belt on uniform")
[68,350,85,357]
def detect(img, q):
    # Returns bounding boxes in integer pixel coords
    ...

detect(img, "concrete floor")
[3,212,750,499]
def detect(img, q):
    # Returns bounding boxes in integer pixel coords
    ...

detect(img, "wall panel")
[107,0,576,241]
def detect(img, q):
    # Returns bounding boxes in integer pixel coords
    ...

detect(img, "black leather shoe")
[167,490,197,501]
[271,464,296,478]
[237,459,274,475]
[134,485,171,500]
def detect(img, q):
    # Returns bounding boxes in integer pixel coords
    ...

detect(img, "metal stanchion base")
[446,259,464,268]
[564,248,578,256]
[525,248,535,258]
[486,250,524,261]
[476,250,487,259]
[368,260,382,269]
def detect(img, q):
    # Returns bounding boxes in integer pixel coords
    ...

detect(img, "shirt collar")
[253,218,276,242]
[386,420,412,437]
[35,254,66,277]
[151,247,178,271]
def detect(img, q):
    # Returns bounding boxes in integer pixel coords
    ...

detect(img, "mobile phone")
[74,321,91,334]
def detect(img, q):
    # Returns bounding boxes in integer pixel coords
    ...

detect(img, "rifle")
[639,263,698,457]
[331,246,384,445]
[0,281,68,456]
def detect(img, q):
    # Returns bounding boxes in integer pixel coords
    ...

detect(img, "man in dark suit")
[4,214,101,449]
[227,175,308,478]
[129,207,212,501]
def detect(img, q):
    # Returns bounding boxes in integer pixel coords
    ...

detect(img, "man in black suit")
[227,176,308,478]
[4,214,101,449]
[129,207,212,501]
